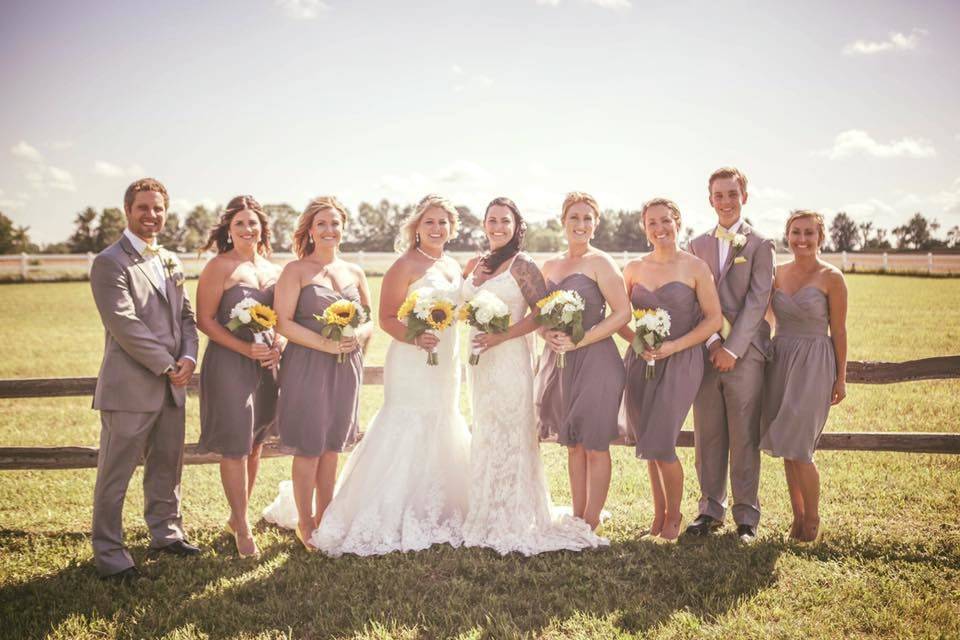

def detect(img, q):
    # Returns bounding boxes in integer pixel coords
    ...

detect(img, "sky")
[1,0,958,244]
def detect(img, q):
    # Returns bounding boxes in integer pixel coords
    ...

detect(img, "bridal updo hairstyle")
[395,193,460,253]
[640,197,683,228]
[293,196,350,258]
[201,195,272,256]
[561,191,601,223]
[785,209,827,248]
[479,196,527,275]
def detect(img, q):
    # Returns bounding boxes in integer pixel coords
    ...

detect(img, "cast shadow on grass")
[2,526,784,638]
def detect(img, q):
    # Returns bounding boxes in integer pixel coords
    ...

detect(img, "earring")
[416,232,421,245]
[227,235,233,245]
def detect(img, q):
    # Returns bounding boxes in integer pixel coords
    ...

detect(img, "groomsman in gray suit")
[89,178,200,579]
[686,167,775,544]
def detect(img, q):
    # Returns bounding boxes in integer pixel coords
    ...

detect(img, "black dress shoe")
[684,514,722,537]
[736,524,757,544]
[156,539,202,556]
[102,566,143,583]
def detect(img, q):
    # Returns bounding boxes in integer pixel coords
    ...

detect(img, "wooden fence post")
[842,251,848,271]
[882,252,888,272]
[20,253,28,278]
[87,252,95,275]
[928,252,934,274]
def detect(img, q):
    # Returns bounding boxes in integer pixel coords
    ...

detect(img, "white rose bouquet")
[460,290,511,365]
[226,297,279,379]
[535,289,585,369]
[631,307,672,379]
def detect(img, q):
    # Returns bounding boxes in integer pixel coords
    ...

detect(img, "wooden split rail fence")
[1,356,959,470]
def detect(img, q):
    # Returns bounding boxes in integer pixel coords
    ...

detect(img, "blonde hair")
[640,198,682,229]
[395,193,460,253]
[560,191,600,223]
[293,196,349,258]
[708,167,748,195]
[785,209,827,248]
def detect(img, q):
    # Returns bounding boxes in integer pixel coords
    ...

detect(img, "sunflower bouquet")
[314,299,369,363]
[398,287,457,365]
[460,289,511,365]
[534,289,585,369]
[631,307,671,379]
[226,297,279,377]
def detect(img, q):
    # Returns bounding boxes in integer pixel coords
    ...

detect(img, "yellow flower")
[536,290,563,309]
[397,292,418,320]
[426,300,455,331]
[249,304,277,330]
[633,308,656,320]
[458,304,471,323]
[324,300,356,327]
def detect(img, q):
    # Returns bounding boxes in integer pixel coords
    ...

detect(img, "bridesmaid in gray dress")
[197,195,282,558]
[617,199,721,541]
[760,210,847,543]
[535,192,631,530]
[273,196,373,550]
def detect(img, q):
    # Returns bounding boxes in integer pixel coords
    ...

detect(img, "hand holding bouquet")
[535,289,585,369]
[398,287,457,365]
[460,290,511,365]
[315,299,369,363]
[226,297,279,378]
[631,307,671,379]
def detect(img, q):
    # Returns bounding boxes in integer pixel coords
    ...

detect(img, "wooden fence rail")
[1,356,958,470]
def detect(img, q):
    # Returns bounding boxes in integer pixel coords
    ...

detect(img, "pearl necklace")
[416,246,443,262]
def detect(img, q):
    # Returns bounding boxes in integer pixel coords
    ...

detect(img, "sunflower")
[249,304,278,330]
[426,300,455,331]
[397,292,418,321]
[323,299,356,327]
[457,303,471,323]
[536,290,563,309]
[633,308,655,321]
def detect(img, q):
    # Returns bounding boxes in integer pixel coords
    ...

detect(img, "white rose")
[238,309,252,324]
[476,307,494,324]
[733,233,747,248]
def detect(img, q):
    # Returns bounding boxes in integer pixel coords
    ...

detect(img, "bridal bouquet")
[315,299,369,363]
[398,287,457,365]
[535,289,585,369]
[460,290,511,365]
[632,307,671,379]
[226,297,279,378]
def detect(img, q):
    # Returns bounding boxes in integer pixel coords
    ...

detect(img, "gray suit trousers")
[692,344,764,527]
[91,397,186,576]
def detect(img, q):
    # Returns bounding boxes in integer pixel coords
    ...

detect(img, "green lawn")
[0,275,958,639]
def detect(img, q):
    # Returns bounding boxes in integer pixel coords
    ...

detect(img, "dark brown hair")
[480,197,526,274]
[201,195,272,256]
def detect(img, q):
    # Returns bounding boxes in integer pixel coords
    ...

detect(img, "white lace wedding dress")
[263,266,471,556]
[461,260,608,555]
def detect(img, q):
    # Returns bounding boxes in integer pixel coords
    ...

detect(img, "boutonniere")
[730,229,749,263]
[160,251,185,287]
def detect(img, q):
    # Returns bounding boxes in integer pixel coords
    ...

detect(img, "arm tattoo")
[512,254,548,310]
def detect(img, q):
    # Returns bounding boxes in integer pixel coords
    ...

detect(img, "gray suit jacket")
[689,222,775,359]
[90,235,199,412]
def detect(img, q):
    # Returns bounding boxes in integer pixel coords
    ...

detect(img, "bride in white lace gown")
[461,197,608,555]
[263,195,471,556]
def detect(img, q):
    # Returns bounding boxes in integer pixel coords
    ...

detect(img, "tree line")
[0,202,957,255]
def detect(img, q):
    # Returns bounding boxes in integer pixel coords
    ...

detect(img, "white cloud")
[586,0,632,8]
[47,140,74,150]
[451,64,463,76]
[843,28,927,55]
[535,0,561,6]
[931,178,960,216]
[170,197,219,214]
[94,161,145,178]
[0,188,27,209]
[47,167,77,192]
[275,0,328,20]
[750,186,790,200]
[450,65,493,93]
[10,141,43,163]
[818,129,936,159]
[437,161,494,185]
[841,198,898,219]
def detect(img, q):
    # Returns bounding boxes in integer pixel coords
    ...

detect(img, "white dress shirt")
[705,218,744,359]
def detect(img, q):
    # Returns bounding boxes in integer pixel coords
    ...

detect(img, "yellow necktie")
[142,244,161,257]
[714,227,735,242]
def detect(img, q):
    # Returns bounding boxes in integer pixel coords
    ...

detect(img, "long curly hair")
[201,195,272,256]
[395,193,460,253]
[479,197,526,274]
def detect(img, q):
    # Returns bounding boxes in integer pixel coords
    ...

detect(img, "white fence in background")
[0,251,957,279]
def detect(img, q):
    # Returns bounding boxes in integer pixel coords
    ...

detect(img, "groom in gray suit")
[89,178,200,579]
[686,167,775,544]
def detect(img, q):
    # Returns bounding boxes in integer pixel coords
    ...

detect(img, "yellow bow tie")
[142,244,162,257]
[714,227,736,242]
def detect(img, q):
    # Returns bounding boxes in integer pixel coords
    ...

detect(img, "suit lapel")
[701,233,721,283]
[120,236,167,300]
[719,223,752,282]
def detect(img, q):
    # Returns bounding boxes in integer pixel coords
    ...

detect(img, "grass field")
[0,275,958,639]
